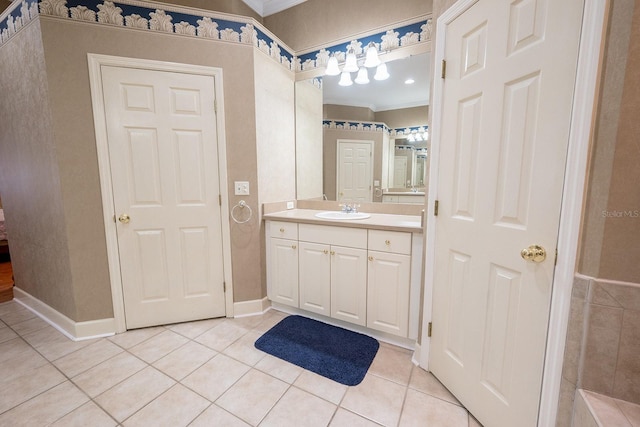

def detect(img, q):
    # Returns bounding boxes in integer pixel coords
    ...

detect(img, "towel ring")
[231,200,252,224]
[374,188,383,198]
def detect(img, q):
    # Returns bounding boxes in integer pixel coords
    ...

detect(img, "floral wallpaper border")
[297,18,432,73]
[0,0,431,74]
[0,0,295,69]
[323,120,428,139]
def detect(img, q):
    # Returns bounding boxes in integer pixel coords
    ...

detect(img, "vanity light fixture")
[325,56,341,76]
[343,48,359,73]
[373,62,390,81]
[324,42,389,84]
[354,67,370,84]
[338,71,353,86]
[363,43,381,67]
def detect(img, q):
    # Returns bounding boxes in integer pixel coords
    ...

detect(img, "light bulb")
[325,56,340,76]
[363,43,380,68]
[338,71,353,86]
[374,62,390,80]
[343,49,359,73]
[354,67,369,84]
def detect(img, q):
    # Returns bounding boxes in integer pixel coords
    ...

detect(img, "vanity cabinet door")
[299,241,331,316]
[367,250,411,337]
[331,245,367,326]
[268,237,299,308]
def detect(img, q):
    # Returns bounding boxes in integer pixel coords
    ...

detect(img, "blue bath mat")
[254,315,379,386]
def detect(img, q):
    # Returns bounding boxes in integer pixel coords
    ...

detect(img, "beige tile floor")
[0,300,483,427]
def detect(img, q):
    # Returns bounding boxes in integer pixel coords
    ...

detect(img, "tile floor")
[0,300,482,427]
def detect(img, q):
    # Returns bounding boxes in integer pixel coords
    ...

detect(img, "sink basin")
[315,211,371,220]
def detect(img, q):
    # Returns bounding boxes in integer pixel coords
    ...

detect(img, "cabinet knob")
[368,256,374,261]
[280,228,285,233]
[385,240,391,245]
[292,245,297,249]
[323,250,329,255]
[330,251,335,255]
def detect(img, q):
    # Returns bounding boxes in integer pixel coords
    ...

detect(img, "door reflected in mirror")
[295,51,431,204]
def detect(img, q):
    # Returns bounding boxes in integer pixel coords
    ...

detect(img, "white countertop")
[383,191,425,196]
[263,209,423,233]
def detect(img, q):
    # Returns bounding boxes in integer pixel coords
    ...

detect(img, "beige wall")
[264,0,432,51]
[29,17,260,320]
[578,0,640,284]
[323,129,384,202]
[324,104,375,122]
[166,0,262,21]
[0,21,77,319]
[324,105,429,129]
[375,106,429,129]
[0,0,12,14]
[295,80,324,200]
[255,51,296,206]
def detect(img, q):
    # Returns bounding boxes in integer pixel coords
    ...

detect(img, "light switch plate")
[286,201,294,209]
[234,181,250,195]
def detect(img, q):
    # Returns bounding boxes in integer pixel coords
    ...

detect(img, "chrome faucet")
[340,203,359,213]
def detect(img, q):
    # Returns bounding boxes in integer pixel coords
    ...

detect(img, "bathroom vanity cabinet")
[264,211,423,340]
[267,221,298,307]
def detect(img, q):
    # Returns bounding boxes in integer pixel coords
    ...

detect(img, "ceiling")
[322,52,430,112]
[241,0,308,17]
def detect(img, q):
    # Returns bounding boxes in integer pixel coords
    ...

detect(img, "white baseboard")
[233,297,271,318]
[13,287,116,341]
[412,341,422,366]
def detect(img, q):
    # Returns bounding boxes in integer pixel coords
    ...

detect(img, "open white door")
[337,140,373,202]
[428,0,585,426]
[393,157,408,188]
[101,66,226,329]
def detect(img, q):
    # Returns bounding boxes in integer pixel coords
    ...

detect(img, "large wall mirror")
[295,49,430,205]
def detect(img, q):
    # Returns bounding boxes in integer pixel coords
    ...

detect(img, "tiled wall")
[557,275,640,426]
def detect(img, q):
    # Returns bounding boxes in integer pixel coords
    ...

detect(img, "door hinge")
[441,60,447,79]
[113,215,117,223]
[434,200,439,216]
[428,322,433,337]
[223,281,226,292]
[554,248,558,266]
[214,99,217,114]
[218,194,222,206]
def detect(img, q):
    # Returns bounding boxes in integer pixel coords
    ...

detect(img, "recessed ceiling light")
[405,78,415,85]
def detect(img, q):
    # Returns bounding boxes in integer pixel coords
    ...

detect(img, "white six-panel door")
[337,140,373,202]
[102,66,226,329]
[429,0,585,426]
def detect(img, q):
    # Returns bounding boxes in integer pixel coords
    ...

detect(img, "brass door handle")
[521,245,546,262]
[118,214,130,224]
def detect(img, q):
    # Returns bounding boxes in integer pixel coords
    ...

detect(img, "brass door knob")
[118,214,130,224]
[521,245,546,262]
